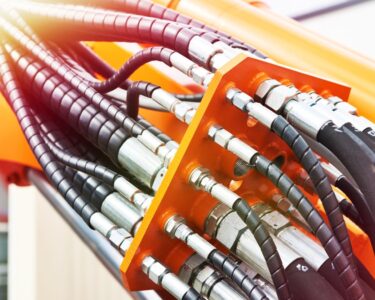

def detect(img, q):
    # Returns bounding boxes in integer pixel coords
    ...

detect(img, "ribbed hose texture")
[209,251,268,300]
[5,44,129,163]
[319,123,375,250]
[11,2,198,58]
[55,0,267,58]
[34,111,115,210]
[86,46,174,93]
[0,44,97,225]
[232,199,292,300]
[0,18,148,137]
[270,116,364,299]
[45,139,120,188]
[253,154,363,299]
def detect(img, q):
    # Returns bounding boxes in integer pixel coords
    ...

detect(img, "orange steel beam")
[153,0,375,121]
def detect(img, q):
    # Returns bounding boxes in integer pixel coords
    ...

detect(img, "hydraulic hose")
[317,123,375,246]
[10,2,202,61]
[253,154,361,296]
[270,116,357,273]
[0,44,98,226]
[343,123,375,152]
[84,47,174,93]
[126,81,160,118]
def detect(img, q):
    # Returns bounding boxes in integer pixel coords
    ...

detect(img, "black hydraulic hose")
[339,199,366,231]
[84,47,174,93]
[208,251,268,300]
[253,154,361,297]
[232,199,292,300]
[318,122,375,250]
[70,42,118,80]
[0,44,97,226]
[270,117,358,277]
[5,43,131,164]
[44,138,122,189]
[336,176,374,240]
[126,81,160,118]
[343,123,375,152]
[0,18,150,140]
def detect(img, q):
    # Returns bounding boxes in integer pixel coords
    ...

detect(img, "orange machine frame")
[1,8,374,291]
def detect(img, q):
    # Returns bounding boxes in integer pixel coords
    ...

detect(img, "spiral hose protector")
[233,199,292,300]
[0,20,148,138]
[253,153,362,299]
[318,123,375,249]
[5,44,130,163]
[208,250,268,300]
[88,47,174,93]
[270,117,358,279]
[11,2,199,59]
[0,45,97,225]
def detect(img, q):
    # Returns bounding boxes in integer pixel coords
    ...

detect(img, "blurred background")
[1,0,374,299]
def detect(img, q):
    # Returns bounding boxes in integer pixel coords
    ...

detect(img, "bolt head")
[189,167,209,188]
[226,88,241,103]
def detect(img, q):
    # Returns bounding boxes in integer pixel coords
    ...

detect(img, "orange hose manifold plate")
[120,54,373,291]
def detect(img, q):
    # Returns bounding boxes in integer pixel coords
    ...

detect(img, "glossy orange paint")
[120,54,365,291]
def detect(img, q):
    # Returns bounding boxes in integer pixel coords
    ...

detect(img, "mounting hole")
[233,159,251,177]
[273,155,285,168]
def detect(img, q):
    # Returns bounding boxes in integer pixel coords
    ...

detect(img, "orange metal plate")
[120,54,357,291]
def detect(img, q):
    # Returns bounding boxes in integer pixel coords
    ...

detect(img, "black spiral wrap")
[5,44,130,163]
[232,199,292,300]
[318,123,375,250]
[0,43,97,225]
[208,251,268,300]
[253,154,361,295]
[270,116,364,299]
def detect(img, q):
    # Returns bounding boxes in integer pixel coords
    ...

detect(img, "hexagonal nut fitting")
[232,92,253,111]
[119,236,133,255]
[108,228,129,249]
[179,254,206,284]
[205,203,232,238]
[189,167,211,189]
[142,256,155,275]
[255,79,281,101]
[164,215,186,237]
[226,87,241,103]
[133,193,153,215]
[265,85,298,112]
[184,108,196,124]
[207,124,222,139]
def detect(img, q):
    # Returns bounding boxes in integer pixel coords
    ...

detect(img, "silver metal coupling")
[151,89,197,124]
[165,215,216,259]
[89,212,133,255]
[113,177,153,214]
[189,167,240,208]
[205,204,301,283]
[137,129,176,166]
[284,100,331,139]
[180,254,246,300]
[142,256,193,300]
[208,125,258,164]
[101,192,143,236]
[188,36,223,69]
[226,88,253,111]
[328,96,357,115]
[118,137,166,191]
